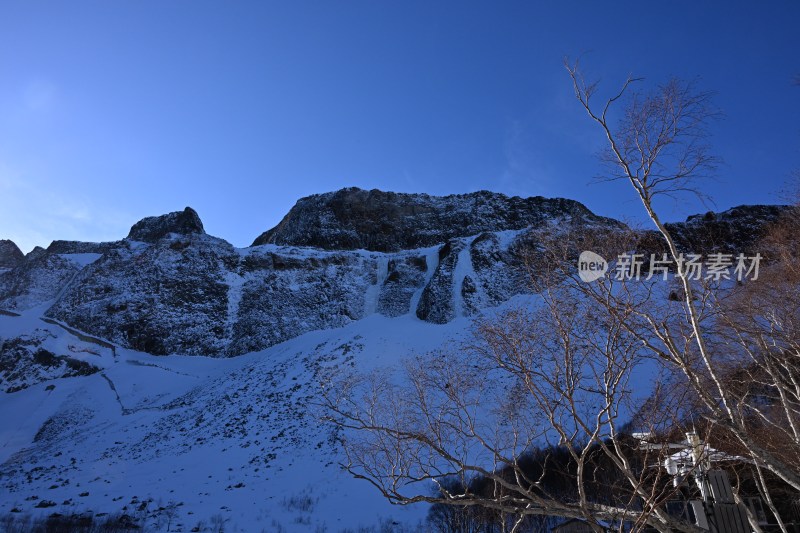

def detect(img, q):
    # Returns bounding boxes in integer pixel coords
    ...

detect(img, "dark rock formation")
[0,240,24,269]
[252,187,621,252]
[229,248,375,355]
[0,190,791,359]
[0,329,99,393]
[46,235,236,356]
[416,240,462,324]
[127,207,205,243]
[25,246,48,261]
[470,232,524,307]
[46,240,123,255]
[0,252,79,311]
[666,204,790,256]
[376,255,427,317]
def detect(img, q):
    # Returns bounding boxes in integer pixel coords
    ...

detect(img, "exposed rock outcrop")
[46,240,123,255]
[666,204,789,255]
[127,207,205,243]
[415,240,463,324]
[0,329,99,393]
[252,187,622,252]
[0,192,791,358]
[229,247,376,355]
[46,234,236,356]
[0,252,80,311]
[376,255,427,318]
[0,240,24,269]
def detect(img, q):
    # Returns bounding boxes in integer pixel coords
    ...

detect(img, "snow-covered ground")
[0,221,666,531]
[0,301,484,531]
[58,253,103,268]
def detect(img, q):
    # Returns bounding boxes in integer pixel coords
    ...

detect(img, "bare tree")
[565,59,800,529]
[321,244,712,532]
[565,60,800,460]
[320,62,800,532]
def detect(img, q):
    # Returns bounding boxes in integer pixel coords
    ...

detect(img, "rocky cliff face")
[0,240,24,269]
[45,240,123,255]
[127,206,205,243]
[0,252,81,311]
[666,204,789,255]
[46,234,236,356]
[252,187,621,251]
[0,190,790,358]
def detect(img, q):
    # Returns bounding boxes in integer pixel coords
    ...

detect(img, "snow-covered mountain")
[0,188,789,531]
[0,190,627,359]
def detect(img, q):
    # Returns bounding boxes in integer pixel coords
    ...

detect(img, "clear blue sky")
[1,1,798,253]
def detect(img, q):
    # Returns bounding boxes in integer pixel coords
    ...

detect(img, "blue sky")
[1,1,798,253]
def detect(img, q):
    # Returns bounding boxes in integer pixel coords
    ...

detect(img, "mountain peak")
[0,239,24,268]
[252,187,614,252]
[127,207,205,243]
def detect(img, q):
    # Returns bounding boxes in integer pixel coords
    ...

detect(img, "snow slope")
[0,305,480,531]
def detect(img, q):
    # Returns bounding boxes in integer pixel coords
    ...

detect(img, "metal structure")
[660,432,752,532]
